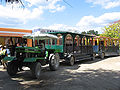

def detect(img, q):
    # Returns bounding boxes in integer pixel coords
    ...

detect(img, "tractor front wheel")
[49,53,60,71]
[30,62,42,79]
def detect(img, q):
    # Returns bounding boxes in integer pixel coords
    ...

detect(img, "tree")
[81,30,99,36]
[81,31,86,34]
[87,30,99,35]
[101,22,120,39]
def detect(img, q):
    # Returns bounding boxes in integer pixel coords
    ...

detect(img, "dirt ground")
[0,56,120,90]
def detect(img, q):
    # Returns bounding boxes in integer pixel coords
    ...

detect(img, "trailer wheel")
[69,56,75,66]
[30,62,42,79]
[7,61,18,76]
[92,53,96,60]
[49,53,60,71]
[101,52,105,59]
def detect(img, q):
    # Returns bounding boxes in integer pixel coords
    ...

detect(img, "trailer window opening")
[95,41,97,45]
[46,40,49,45]
[57,34,63,45]
[52,39,55,45]
[82,37,86,46]
[79,38,81,46]
[74,35,79,46]
[65,34,73,46]
[100,41,104,46]
[88,38,93,46]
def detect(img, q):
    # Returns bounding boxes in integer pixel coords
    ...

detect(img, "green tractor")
[3,32,60,79]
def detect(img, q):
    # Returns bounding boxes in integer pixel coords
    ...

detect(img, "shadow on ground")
[16,68,120,90]
[0,56,120,90]
[0,70,24,90]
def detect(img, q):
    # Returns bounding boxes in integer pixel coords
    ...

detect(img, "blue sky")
[0,0,120,33]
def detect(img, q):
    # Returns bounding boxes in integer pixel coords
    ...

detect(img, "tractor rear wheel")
[49,53,60,71]
[7,61,18,76]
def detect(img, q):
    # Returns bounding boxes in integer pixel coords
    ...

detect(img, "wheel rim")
[51,54,59,67]
[54,54,59,68]
[36,66,41,76]
[36,63,41,78]
[70,57,74,65]
[101,53,104,59]
[51,57,55,66]
[93,54,95,60]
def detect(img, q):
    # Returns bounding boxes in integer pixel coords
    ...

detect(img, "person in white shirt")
[1,46,7,69]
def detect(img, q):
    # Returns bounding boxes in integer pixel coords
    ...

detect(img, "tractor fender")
[49,54,54,60]
[67,54,74,59]
[48,53,60,60]
[3,56,17,62]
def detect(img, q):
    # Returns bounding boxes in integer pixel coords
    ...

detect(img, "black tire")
[69,56,75,66]
[7,61,18,76]
[49,53,60,71]
[30,62,42,79]
[100,52,105,59]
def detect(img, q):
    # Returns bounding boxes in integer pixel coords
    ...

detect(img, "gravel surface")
[0,56,120,90]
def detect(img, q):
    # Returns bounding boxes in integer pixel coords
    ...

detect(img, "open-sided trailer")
[46,32,95,66]
[3,32,60,79]
[93,36,120,59]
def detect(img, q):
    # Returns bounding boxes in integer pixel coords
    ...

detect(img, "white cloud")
[0,5,43,23]
[46,0,65,12]
[0,0,65,25]
[41,23,101,33]
[104,1,120,9]
[32,12,120,34]
[25,0,65,12]
[86,0,120,9]
[77,12,120,26]
[42,24,79,33]
[76,12,120,33]
[25,0,46,6]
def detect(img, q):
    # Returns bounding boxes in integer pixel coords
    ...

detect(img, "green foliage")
[101,22,120,39]
[81,31,86,34]
[81,30,99,35]
[87,30,99,35]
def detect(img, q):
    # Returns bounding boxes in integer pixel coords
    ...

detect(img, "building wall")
[0,37,5,46]
[0,28,32,46]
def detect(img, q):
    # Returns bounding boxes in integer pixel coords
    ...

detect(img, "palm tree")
[1,0,24,8]
[2,0,72,7]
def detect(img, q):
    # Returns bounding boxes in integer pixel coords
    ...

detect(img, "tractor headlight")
[20,53,22,55]
[8,55,11,57]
